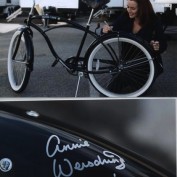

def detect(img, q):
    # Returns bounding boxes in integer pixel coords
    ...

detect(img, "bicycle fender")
[16,26,34,71]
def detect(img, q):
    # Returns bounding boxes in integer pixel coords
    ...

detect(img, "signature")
[46,135,125,177]
[53,151,125,177]
[46,135,90,157]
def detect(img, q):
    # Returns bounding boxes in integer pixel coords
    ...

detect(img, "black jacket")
[111,13,167,54]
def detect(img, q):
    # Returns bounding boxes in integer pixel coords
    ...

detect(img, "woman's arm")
[102,22,113,33]
[102,13,128,34]
[153,19,167,54]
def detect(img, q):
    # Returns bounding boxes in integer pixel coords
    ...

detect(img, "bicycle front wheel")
[8,30,33,92]
[87,35,155,97]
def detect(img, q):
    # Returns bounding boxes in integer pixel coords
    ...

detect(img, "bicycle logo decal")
[0,158,12,172]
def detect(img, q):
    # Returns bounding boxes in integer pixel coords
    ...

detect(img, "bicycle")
[7,0,155,97]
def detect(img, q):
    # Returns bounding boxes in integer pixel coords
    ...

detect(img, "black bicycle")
[7,0,155,97]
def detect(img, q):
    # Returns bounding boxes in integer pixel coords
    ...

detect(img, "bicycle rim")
[87,37,154,97]
[8,31,30,92]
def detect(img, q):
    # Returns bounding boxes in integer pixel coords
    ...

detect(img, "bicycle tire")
[8,30,34,92]
[87,33,155,97]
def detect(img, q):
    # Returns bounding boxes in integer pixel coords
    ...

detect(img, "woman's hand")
[150,40,160,51]
[102,24,113,33]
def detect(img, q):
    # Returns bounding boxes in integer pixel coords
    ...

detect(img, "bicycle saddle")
[82,0,110,9]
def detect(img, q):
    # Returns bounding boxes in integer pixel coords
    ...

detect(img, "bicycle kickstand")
[75,72,83,97]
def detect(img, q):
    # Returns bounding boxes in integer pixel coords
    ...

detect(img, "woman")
[103,0,167,77]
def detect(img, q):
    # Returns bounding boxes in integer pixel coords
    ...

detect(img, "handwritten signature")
[46,134,90,157]
[46,135,126,177]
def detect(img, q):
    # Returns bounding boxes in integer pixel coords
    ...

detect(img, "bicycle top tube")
[27,14,97,38]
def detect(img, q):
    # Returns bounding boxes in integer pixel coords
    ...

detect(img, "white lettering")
[52,151,125,177]
[46,135,90,158]
[46,135,126,177]
[103,151,125,170]
[53,159,73,177]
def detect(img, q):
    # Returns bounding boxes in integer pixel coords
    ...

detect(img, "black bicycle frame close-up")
[0,100,175,177]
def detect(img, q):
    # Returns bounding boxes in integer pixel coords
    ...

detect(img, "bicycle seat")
[82,0,110,9]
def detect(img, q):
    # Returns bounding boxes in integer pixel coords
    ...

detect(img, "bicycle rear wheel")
[87,35,155,97]
[8,30,33,92]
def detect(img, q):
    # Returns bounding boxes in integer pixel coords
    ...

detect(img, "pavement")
[0,23,21,33]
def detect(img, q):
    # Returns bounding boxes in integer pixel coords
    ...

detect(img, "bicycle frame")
[8,2,156,97]
[21,5,99,72]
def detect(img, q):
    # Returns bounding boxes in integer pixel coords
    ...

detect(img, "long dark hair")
[130,0,156,26]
